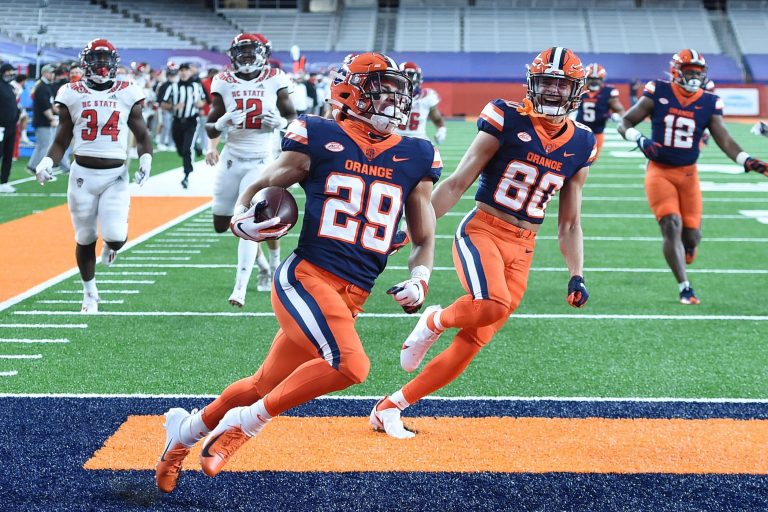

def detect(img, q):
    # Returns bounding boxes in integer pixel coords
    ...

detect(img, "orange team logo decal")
[517,132,532,142]
[365,148,375,159]
[325,142,345,152]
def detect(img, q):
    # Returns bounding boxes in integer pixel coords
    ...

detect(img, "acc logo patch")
[325,142,345,152]
[517,132,532,142]
[658,98,669,104]
[76,178,84,188]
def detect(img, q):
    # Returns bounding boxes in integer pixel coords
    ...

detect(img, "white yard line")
[0,201,212,312]
[131,250,201,254]
[70,280,155,284]
[121,256,191,261]
[100,272,167,276]
[0,324,86,328]
[56,290,139,294]
[0,338,70,343]
[0,354,42,359]
[0,371,18,377]
[36,300,125,304]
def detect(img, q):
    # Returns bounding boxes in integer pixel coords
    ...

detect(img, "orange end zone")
[0,196,210,303]
[85,415,768,474]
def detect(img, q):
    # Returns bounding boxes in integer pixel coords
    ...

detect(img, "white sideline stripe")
[0,338,69,343]
[0,201,213,312]
[132,250,201,254]
[161,233,221,237]
[13,311,768,321]
[0,354,42,359]
[0,324,86,328]
[113,263,233,268]
[2,393,768,404]
[155,239,221,243]
[71,280,155,284]
[100,272,167,276]
[36,300,125,304]
[0,371,18,377]
[0,193,67,198]
[57,290,140,294]
[122,256,191,261]
[144,244,210,248]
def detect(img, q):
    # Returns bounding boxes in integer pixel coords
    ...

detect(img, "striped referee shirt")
[162,79,206,119]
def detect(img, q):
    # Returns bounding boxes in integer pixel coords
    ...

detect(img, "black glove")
[567,275,589,308]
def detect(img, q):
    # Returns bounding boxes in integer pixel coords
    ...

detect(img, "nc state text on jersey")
[344,159,394,179]
[231,89,265,98]
[526,151,563,171]
[80,100,118,108]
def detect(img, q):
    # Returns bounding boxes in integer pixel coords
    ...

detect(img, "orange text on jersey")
[344,160,393,179]
[668,107,695,119]
[231,89,264,98]
[81,100,117,108]
[526,152,563,172]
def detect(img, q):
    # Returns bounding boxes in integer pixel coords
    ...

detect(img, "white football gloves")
[434,126,447,145]
[751,121,768,138]
[386,265,430,314]
[35,156,55,185]
[214,109,246,131]
[135,153,152,186]
[230,201,289,242]
[262,110,288,131]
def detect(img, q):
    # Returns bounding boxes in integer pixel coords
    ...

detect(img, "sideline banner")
[715,88,760,116]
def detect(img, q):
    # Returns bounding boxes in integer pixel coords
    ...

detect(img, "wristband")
[736,151,750,166]
[410,265,431,284]
[623,127,642,142]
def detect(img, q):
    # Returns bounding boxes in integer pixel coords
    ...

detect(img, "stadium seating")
[218,9,336,51]
[334,8,377,52]
[727,8,768,55]
[394,8,461,52]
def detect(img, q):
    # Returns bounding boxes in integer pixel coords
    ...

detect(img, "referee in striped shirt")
[161,63,208,188]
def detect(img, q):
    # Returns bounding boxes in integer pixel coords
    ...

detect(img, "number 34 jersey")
[282,115,442,291]
[476,99,597,225]
[643,79,723,166]
[211,69,292,159]
[55,81,145,160]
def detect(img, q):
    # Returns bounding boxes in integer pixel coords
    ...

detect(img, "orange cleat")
[199,407,253,477]
[679,287,700,305]
[684,247,697,265]
[155,408,194,493]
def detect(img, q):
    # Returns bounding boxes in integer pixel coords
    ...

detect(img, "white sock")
[389,389,411,411]
[179,409,209,447]
[678,281,690,292]
[235,239,259,289]
[433,309,444,332]
[82,278,98,296]
[268,248,280,269]
[255,244,270,272]
[240,399,272,437]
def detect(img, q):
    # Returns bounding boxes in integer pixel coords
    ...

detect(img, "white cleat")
[155,407,194,493]
[400,305,443,372]
[256,269,272,292]
[81,292,99,314]
[228,287,246,308]
[370,398,415,439]
[100,244,117,267]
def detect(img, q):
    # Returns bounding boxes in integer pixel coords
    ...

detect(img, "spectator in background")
[197,67,217,158]
[27,64,58,174]
[161,62,206,188]
[51,64,69,99]
[155,64,178,151]
[0,63,20,193]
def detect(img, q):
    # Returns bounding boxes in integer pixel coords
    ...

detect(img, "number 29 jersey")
[476,99,596,225]
[211,69,292,159]
[282,115,442,291]
[55,81,145,160]
[643,80,723,166]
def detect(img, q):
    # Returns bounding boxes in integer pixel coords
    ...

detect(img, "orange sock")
[263,358,356,416]
[202,375,262,430]
[402,331,482,404]
[438,296,508,330]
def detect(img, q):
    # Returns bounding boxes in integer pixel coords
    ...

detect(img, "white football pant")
[67,161,129,245]
[212,146,272,217]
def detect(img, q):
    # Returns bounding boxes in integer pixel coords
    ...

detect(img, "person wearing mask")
[0,63,20,193]
[27,64,58,174]
[161,62,206,188]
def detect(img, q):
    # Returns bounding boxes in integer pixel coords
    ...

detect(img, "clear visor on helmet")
[529,74,582,116]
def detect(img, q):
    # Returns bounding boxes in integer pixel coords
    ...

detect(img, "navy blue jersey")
[474,99,596,225]
[642,80,724,166]
[282,115,442,291]
[575,86,619,134]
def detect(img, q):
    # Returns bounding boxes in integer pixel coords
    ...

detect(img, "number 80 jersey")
[283,115,442,291]
[55,81,145,160]
[476,99,596,225]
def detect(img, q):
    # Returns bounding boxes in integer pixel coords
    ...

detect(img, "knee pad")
[473,299,510,327]
[339,352,370,385]
[75,227,98,246]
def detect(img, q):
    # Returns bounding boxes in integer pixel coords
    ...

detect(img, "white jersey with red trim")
[397,88,440,140]
[55,80,144,160]
[211,68,292,159]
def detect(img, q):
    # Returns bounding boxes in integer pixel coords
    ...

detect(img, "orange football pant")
[403,208,536,404]
[644,161,702,228]
[203,254,370,428]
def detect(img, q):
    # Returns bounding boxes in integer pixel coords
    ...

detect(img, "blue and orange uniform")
[642,79,723,229]
[201,114,441,422]
[575,85,620,159]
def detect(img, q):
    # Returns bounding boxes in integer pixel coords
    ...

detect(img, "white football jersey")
[397,88,440,140]
[211,68,292,159]
[55,81,144,160]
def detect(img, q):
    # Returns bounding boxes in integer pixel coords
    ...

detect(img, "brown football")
[252,186,299,234]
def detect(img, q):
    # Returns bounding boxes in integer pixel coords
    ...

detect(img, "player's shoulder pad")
[573,120,593,133]
[644,80,657,95]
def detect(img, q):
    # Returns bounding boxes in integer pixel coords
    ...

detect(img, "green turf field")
[1,120,767,398]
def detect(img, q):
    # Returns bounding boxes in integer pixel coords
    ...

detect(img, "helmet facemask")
[82,49,118,84]
[675,64,707,93]
[586,77,603,92]
[349,70,413,134]
[402,68,423,93]
[230,42,268,74]
[527,74,583,117]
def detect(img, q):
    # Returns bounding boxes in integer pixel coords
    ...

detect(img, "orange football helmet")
[526,46,585,116]
[228,33,271,74]
[399,61,423,91]
[585,63,606,92]
[670,49,707,93]
[329,52,413,134]
[80,39,119,84]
